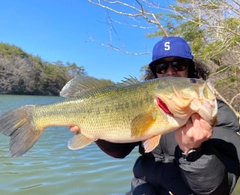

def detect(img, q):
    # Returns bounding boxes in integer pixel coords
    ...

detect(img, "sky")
[0,0,166,83]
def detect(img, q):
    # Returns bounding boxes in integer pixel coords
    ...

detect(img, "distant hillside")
[0,43,86,96]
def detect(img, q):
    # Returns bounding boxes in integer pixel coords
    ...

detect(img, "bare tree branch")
[86,0,240,116]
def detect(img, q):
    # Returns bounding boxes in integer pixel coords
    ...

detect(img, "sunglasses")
[153,59,189,74]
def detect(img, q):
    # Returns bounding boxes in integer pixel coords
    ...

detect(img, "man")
[71,37,240,195]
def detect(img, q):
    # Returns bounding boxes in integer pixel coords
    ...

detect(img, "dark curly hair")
[144,59,210,81]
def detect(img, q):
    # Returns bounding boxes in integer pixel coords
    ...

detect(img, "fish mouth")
[156,97,173,115]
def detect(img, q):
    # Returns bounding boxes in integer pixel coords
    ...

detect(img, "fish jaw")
[189,81,218,125]
[155,79,218,125]
[190,98,218,125]
[156,88,195,120]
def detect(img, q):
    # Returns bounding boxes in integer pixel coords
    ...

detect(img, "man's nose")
[165,65,176,76]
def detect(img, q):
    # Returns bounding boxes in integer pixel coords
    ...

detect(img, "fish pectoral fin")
[143,135,161,153]
[131,109,157,137]
[68,134,94,150]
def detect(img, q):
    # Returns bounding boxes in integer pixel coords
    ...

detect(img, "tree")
[0,43,88,95]
[65,62,86,78]
[87,0,240,117]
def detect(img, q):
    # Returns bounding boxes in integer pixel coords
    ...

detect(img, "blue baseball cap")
[149,36,193,67]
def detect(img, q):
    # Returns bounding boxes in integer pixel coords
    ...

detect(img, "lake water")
[0,95,239,195]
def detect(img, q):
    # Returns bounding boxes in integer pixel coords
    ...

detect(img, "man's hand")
[175,113,213,153]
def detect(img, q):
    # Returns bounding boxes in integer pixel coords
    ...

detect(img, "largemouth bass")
[0,76,218,157]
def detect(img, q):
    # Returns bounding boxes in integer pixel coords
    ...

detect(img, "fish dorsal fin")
[116,76,140,87]
[60,75,114,98]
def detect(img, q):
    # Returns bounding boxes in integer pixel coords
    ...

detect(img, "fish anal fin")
[143,135,161,153]
[131,109,157,137]
[68,133,94,150]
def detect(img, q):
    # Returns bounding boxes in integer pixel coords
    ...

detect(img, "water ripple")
[0,95,138,195]
[1,95,239,195]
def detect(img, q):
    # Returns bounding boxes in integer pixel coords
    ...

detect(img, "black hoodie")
[95,99,240,195]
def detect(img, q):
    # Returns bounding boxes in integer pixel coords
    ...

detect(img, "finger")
[70,126,80,133]
[191,113,213,129]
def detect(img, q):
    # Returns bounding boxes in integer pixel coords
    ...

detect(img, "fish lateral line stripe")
[156,97,173,115]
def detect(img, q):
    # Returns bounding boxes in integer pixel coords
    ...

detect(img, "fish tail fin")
[0,105,43,157]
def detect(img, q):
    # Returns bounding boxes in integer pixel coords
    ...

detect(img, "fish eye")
[190,78,197,83]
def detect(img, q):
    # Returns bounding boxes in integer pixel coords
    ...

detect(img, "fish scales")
[33,80,161,140]
[0,76,218,157]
